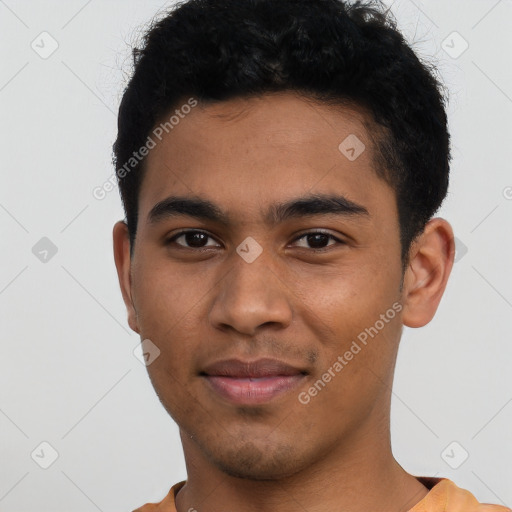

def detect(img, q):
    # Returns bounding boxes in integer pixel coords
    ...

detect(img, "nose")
[208,247,293,336]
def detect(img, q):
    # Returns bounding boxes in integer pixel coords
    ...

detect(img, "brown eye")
[167,230,220,249]
[291,231,344,250]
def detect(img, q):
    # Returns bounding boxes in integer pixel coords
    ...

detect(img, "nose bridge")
[209,242,293,334]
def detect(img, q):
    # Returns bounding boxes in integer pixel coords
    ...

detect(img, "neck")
[175,416,429,512]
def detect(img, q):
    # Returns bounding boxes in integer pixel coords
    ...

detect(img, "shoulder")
[411,477,511,512]
[131,481,187,512]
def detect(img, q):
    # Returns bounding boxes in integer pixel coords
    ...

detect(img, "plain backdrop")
[0,0,511,510]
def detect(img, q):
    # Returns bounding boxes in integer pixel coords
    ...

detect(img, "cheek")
[302,316,402,431]
[131,261,208,386]
[132,258,196,332]
[293,261,402,388]
[292,255,400,329]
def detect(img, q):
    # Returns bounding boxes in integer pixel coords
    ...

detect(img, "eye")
[166,229,345,252]
[290,231,344,250]
[166,230,221,249]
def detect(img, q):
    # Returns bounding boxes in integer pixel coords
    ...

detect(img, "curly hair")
[113,0,450,267]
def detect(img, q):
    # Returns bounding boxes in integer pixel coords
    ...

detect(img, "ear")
[113,220,140,334]
[401,217,456,328]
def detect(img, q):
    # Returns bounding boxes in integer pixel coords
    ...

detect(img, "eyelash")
[165,229,345,252]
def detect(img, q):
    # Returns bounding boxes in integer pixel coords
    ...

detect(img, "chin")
[205,440,306,481]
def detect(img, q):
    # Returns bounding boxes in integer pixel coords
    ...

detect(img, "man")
[112,0,509,511]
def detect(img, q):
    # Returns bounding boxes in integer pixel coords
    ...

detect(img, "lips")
[200,358,308,405]
[201,358,306,378]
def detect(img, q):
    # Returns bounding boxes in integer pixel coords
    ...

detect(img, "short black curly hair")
[113,0,450,268]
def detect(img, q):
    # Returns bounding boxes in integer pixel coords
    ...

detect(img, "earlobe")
[401,218,455,328]
[112,221,140,334]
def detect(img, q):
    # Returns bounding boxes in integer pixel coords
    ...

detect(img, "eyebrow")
[147,193,370,227]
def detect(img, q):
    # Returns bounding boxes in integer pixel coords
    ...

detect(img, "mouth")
[200,358,308,405]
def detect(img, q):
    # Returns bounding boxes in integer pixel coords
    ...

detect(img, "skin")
[113,91,455,512]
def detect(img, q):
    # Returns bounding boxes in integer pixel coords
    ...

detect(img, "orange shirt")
[133,476,511,512]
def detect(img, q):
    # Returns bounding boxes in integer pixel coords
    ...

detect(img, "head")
[113,0,455,480]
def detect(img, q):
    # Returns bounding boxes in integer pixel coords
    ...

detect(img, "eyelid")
[291,228,343,241]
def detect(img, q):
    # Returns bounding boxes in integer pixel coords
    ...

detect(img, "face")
[113,92,447,480]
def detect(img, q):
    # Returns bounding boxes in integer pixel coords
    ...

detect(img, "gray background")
[0,0,511,510]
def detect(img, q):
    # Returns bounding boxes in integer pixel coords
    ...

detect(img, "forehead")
[138,92,394,225]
